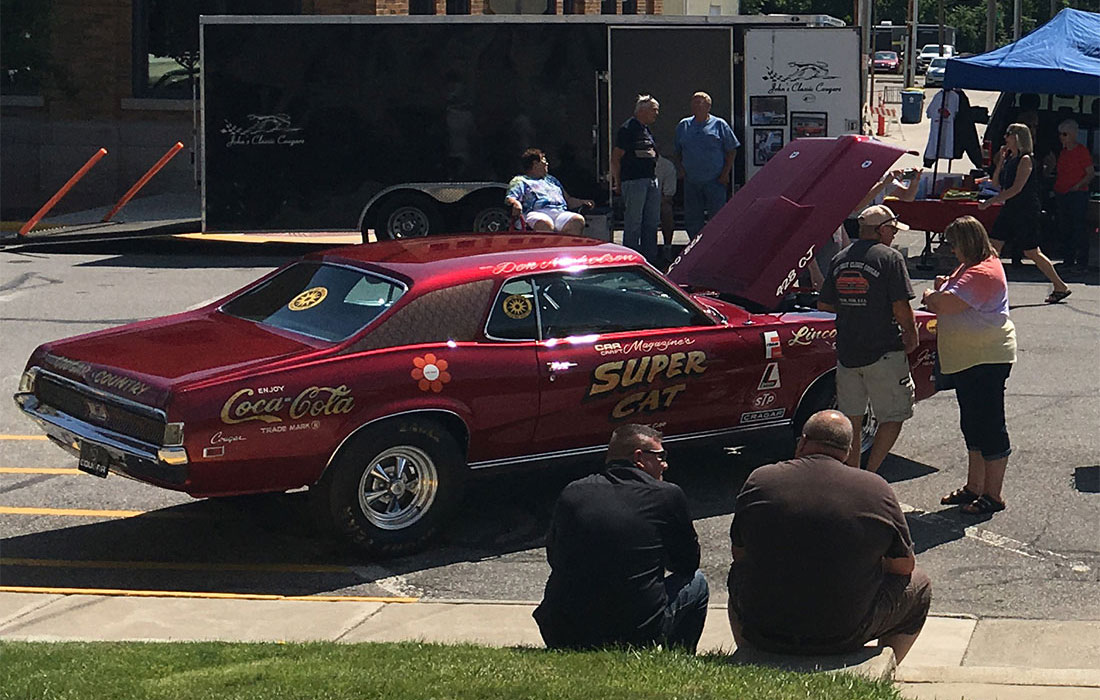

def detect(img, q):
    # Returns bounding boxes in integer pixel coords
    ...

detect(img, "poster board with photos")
[742,26,861,179]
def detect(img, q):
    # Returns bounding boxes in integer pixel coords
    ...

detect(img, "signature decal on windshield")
[479,252,639,276]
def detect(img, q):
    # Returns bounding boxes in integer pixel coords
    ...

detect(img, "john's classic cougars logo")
[220,385,354,425]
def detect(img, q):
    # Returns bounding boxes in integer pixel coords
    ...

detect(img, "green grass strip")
[1,641,899,700]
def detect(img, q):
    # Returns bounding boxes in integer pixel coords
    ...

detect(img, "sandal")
[961,494,1006,515]
[941,486,980,505]
[1045,289,1072,304]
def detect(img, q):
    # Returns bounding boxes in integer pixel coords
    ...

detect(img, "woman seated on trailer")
[505,148,594,235]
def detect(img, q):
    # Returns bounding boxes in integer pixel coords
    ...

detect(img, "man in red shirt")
[1054,119,1096,272]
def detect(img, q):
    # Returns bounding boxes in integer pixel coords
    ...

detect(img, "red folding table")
[887,199,1003,270]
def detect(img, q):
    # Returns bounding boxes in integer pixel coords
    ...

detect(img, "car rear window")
[220,262,405,342]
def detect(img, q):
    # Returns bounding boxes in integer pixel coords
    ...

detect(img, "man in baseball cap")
[817,203,918,473]
[858,204,910,233]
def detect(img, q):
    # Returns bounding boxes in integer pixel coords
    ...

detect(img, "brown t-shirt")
[728,454,913,642]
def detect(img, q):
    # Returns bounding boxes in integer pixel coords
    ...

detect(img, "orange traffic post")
[19,148,108,237]
[102,141,185,223]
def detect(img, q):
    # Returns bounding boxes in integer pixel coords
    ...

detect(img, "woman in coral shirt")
[922,216,1017,515]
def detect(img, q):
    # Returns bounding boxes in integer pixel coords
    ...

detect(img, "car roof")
[303,234,645,289]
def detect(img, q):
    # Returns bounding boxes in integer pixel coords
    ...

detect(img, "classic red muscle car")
[14,136,939,555]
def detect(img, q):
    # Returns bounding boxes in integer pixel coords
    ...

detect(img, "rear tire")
[311,419,464,557]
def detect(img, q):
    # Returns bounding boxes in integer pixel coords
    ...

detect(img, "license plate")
[77,442,111,478]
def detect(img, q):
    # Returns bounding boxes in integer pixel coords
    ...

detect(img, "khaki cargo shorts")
[836,350,915,424]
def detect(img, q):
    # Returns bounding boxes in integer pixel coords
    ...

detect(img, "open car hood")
[667,135,905,310]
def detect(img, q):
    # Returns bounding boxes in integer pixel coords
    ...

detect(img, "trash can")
[900,89,924,124]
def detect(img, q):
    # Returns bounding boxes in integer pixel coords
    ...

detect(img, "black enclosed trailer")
[200,15,860,238]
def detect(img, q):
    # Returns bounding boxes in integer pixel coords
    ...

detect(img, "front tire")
[793,374,877,456]
[313,419,464,557]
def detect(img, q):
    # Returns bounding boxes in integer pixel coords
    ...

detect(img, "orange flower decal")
[411,353,451,393]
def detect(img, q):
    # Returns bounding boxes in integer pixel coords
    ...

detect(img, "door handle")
[546,361,578,372]
[546,360,578,382]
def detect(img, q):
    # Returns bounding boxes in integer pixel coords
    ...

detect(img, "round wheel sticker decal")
[288,287,328,311]
[503,294,533,319]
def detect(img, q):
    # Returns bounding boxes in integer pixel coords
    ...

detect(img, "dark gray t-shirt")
[820,239,914,368]
[729,454,913,642]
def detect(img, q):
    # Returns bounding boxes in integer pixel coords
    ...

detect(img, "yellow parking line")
[0,506,145,518]
[0,467,80,475]
[2,557,353,575]
[0,585,417,604]
[0,435,48,440]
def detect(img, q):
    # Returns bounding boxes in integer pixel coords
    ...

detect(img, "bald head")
[798,410,853,460]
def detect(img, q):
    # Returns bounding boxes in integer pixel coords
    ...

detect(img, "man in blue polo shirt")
[674,92,740,239]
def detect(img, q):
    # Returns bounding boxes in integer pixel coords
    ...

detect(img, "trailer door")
[609,27,735,194]
[742,27,862,180]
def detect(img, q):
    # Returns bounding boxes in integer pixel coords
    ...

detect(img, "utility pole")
[905,0,919,87]
[986,0,996,51]
[1013,0,1022,40]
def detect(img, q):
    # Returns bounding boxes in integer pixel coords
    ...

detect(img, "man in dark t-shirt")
[819,204,919,473]
[611,95,661,263]
[534,424,709,651]
[727,410,931,662]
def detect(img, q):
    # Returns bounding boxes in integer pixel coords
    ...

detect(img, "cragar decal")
[220,385,354,425]
[288,286,327,311]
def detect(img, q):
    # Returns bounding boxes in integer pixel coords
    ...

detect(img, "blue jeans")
[951,362,1012,460]
[683,180,728,239]
[1056,190,1089,266]
[660,569,710,652]
[621,177,660,262]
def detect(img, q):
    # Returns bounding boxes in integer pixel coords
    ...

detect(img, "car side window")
[485,278,538,341]
[535,268,708,339]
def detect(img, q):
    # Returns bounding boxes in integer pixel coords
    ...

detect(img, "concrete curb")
[896,665,1100,688]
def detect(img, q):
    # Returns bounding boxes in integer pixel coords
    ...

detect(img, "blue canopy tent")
[943,8,1100,95]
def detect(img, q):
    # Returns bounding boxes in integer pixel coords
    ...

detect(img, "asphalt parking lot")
[1,235,1097,620]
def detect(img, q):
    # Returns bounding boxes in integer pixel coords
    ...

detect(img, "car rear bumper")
[14,392,190,487]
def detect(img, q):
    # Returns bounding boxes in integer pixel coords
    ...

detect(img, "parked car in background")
[924,57,948,87]
[873,51,900,73]
[917,43,955,71]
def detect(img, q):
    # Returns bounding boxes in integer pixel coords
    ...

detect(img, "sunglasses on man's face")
[641,448,668,461]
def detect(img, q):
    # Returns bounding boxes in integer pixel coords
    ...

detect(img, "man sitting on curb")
[727,410,931,663]
[534,424,709,652]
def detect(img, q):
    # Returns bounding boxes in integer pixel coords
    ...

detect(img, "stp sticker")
[763,331,782,359]
[752,392,777,408]
[758,362,781,390]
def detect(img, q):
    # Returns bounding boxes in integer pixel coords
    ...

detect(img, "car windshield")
[875,52,895,60]
[930,58,948,68]
[220,262,405,342]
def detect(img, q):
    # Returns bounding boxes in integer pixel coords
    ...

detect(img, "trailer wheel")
[472,205,511,233]
[376,196,443,239]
